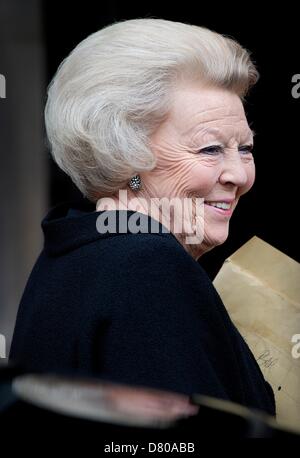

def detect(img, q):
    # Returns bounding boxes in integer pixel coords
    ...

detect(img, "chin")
[205,227,229,249]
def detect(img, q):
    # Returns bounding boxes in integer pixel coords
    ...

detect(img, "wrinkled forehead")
[168,85,254,141]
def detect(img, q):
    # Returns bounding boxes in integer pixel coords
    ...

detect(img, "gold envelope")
[213,236,300,430]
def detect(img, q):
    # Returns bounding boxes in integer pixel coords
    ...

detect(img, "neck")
[95,188,206,261]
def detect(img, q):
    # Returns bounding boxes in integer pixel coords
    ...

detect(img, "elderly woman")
[10,18,275,416]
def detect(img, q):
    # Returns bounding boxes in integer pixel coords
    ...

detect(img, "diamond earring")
[129,174,142,191]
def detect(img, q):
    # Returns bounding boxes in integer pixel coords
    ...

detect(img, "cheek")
[241,162,256,195]
[186,163,218,195]
[151,159,217,198]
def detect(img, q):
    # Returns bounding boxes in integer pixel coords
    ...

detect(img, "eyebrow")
[204,127,255,143]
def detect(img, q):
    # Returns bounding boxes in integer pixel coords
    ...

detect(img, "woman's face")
[142,82,256,259]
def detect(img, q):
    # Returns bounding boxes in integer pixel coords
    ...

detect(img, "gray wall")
[0,0,49,361]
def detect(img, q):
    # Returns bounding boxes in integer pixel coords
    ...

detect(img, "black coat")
[9,199,276,416]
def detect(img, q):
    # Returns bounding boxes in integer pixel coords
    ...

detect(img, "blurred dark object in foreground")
[1,363,299,444]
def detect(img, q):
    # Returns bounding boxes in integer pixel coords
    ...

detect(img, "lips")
[190,195,236,210]
[203,198,236,216]
[204,198,236,203]
[205,201,232,210]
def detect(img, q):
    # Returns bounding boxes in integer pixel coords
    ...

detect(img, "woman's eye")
[198,145,223,155]
[239,144,253,154]
[197,144,254,155]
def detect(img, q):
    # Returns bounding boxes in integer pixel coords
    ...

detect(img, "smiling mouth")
[204,201,232,210]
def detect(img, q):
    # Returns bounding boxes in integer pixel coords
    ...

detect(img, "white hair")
[45,18,259,202]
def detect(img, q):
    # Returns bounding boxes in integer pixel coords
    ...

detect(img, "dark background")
[42,2,299,277]
[0,0,299,355]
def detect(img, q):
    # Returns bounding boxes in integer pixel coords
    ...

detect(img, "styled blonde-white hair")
[45,18,259,202]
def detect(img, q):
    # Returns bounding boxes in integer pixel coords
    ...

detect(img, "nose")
[218,152,249,188]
